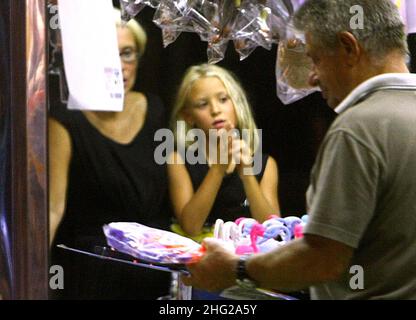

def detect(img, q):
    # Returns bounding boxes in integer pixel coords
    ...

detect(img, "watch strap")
[236,256,257,289]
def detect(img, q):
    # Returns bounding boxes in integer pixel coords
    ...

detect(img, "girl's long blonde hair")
[170,64,260,153]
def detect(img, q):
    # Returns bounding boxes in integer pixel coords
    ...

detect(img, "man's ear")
[337,31,361,66]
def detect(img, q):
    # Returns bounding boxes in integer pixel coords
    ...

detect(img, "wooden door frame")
[6,0,49,300]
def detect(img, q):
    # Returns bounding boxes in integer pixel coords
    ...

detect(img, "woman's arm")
[49,118,72,246]
[239,156,281,221]
[167,151,227,236]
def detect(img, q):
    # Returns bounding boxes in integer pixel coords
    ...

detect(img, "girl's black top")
[185,152,269,224]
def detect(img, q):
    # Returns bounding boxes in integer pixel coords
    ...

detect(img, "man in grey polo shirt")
[183,0,416,299]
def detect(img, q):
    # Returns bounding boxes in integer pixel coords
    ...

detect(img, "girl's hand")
[211,128,234,175]
[231,138,254,177]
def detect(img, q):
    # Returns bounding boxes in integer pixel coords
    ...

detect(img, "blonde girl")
[168,64,280,237]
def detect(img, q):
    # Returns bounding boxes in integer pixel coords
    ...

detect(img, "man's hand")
[182,238,239,292]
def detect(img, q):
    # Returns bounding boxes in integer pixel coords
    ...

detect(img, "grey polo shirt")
[305,73,416,299]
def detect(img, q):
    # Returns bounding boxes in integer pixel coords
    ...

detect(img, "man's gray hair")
[293,0,408,58]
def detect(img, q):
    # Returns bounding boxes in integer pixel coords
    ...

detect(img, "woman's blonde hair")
[170,64,260,152]
[114,8,147,58]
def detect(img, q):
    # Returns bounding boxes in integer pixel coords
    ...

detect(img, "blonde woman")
[168,64,280,237]
[49,9,170,299]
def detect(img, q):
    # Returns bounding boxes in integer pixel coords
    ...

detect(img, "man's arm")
[185,235,354,293]
[247,234,354,292]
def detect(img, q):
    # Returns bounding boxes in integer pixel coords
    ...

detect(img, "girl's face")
[183,76,237,134]
[117,26,138,94]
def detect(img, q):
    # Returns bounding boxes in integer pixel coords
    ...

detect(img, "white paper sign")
[406,0,416,34]
[393,0,416,34]
[58,0,124,111]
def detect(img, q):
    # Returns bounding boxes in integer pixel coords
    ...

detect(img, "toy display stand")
[57,244,299,300]
[57,244,188,273]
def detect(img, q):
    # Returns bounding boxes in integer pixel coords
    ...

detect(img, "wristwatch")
[235,256,258,289]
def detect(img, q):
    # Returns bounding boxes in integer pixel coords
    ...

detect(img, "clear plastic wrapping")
[103,222,204,264]
[122,0,293,62]
[232,2,273,61]
[275,30,319,104]
[188,0,237,64]
[118,0,317,103]
[152,0,192,47]
[117,0,327,107]
[119,0,147,22]
[120,0,161,21]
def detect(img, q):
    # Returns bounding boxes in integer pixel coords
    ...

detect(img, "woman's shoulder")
[49,103,83,132]
[48,117,72,154]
